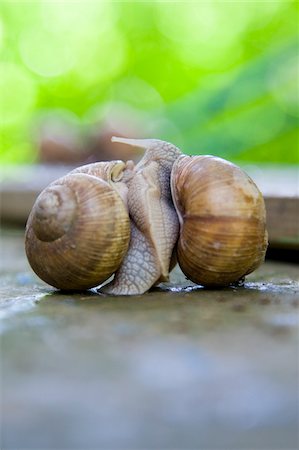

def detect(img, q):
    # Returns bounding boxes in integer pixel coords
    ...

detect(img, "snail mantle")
[25,137,268,295]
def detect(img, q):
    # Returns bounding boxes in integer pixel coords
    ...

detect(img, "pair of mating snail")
[25,137,268,295]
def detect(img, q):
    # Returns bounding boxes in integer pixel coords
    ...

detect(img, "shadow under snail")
[25,138,268,295]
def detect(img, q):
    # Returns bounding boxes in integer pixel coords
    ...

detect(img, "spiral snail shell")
[171,155,268,287]
[25,161,130,290]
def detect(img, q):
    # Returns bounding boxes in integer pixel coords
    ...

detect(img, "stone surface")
[0,229,298,449]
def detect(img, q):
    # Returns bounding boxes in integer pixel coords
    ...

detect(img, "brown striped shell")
[25,162,130,290]
[171,155,268,287]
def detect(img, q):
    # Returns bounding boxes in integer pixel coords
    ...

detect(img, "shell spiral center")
[31,185,77,242]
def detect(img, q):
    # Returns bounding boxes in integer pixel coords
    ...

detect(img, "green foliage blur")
[0,0,298,164]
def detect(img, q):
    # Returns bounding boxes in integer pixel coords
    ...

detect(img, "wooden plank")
[244,165,299,249]
[0,165,71,226]
[264,197,299,249]
[0,189,37,225]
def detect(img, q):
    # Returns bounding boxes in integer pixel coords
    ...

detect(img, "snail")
[25,161,131,290]
[170,154,268,287]
[25,137,268,294]
[25,138,181,294]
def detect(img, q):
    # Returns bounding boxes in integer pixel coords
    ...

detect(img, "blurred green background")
[0,0,298,164]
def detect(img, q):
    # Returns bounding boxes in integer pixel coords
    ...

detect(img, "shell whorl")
[171,155,268,287]
[31,184,77,242]
[25,172,130,290]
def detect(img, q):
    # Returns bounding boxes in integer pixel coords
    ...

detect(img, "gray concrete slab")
[0,229,298,449]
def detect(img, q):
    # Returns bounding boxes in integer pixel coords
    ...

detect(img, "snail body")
[171,155,268,287]
[100,138,181,295]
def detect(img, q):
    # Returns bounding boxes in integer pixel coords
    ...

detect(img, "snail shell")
[25,161,130,290]
[171,155,268,287]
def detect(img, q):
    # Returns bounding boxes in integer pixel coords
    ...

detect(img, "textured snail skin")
[171,155,268,287]
[25,164,130,290]
[100,138,181,295]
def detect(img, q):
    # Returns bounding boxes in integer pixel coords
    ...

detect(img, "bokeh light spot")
[247,1,283,30]
[111,77,163,110]
[157,3,245,70]
[75,30,128,88]
[226,104,286,148]
[268,56,299,118]
[41,1,116,36]
[0,62,36,126]
[19,28,75,77]
[0,19,4,51]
